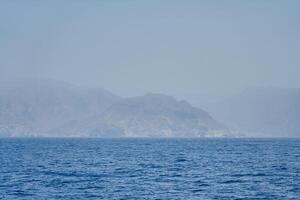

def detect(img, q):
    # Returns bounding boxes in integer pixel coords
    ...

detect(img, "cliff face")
[92,94,228,137]
[0,80,229,137]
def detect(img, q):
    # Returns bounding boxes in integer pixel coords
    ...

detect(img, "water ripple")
[0,138,300,199]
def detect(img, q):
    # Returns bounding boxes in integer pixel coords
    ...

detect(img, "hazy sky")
[1,0,299,105]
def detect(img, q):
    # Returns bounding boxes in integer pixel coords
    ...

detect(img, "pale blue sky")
[1,0,299,105]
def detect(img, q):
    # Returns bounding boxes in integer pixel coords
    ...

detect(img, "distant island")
[0,80,230,138]
[209,87,300,138]
[1,80,299,138]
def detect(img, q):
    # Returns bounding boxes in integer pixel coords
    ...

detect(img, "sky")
[1,0,300,106]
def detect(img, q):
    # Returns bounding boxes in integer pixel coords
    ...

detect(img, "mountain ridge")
[208,87,300,137]
[0,80,230,137]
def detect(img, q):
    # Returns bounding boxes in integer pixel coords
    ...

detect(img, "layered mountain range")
[3,80,297,138]
[208,87,300,137]
[0,80,228,137]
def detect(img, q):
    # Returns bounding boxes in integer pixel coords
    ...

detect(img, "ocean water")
[0,138,300,199]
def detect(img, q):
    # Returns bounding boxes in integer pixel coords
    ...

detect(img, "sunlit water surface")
[0,138,300,199]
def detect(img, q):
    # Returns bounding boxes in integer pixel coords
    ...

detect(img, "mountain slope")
[0,80,120,136]
[208,87,300,137]
[0,80,230,137]
[78,93,229,137]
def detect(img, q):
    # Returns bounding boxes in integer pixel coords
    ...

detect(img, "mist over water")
[1,1,300,135]
[1,1,300,199]
[1,1,300,102]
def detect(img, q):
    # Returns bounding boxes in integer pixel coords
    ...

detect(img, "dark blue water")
[0,138,300,199]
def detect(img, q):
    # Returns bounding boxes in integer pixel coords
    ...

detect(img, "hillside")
[208,87,300,137]
[0,80,120,136]
[84,93,228,137]
[0,80,230,137]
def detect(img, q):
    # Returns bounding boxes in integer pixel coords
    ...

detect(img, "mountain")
[48,93,230,137]
[0,79,120,137]
[0,80,230,137]
[71,93,229,137]
[208,87,300,137]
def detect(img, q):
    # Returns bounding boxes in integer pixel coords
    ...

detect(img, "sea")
[0,138,299,199]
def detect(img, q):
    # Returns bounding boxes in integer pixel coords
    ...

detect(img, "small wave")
[194,181,210,187]
[220,180,244,184]
[175,158,188,162]
[191,189,205,193]
[231,173,268,177]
